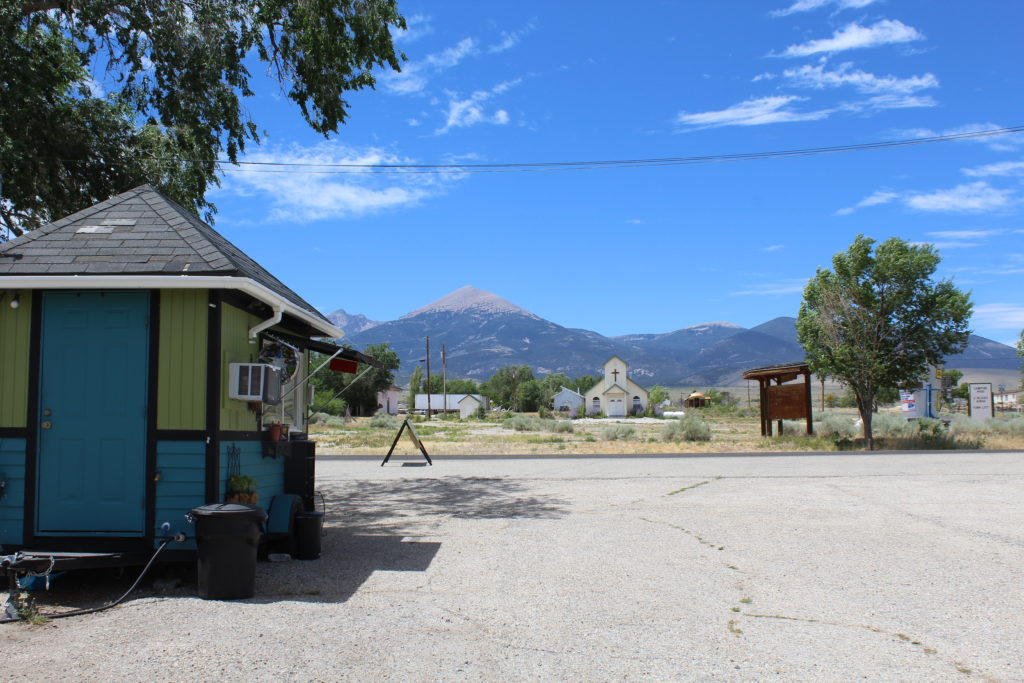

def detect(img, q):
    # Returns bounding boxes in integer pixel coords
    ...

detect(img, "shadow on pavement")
[318,475,570,534]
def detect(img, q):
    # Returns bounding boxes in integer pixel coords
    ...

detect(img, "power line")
[187,124,1024,175]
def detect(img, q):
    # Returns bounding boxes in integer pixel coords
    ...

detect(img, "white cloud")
[779,20,924,57]
[838,183,1016,215]
[676,96,833,129]
[972,303,1024,329]
[962,161,1024,177]
[897,122,1024,152]
[783,62,938,95]
[383,37,478,95]
[835,190,899,215]
[927,229,1004,240]
[905,182,1015,213]
[489,23,535,53]
[435,79,521,134]
[626,219,644,225]
[763,244,786,252]
[392,14,433,43]
[772,0,879,17]
[731,280,807,296]
[222,142,458,223]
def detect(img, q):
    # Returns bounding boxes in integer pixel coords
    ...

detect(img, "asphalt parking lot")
[3,450,1023,682]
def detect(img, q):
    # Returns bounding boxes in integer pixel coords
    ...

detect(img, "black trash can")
[191,503,267,599]
[294,510,324,560]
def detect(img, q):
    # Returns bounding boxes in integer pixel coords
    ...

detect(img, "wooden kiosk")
[743,362,813,436]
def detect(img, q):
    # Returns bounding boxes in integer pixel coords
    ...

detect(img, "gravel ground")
[2,450,1023,682]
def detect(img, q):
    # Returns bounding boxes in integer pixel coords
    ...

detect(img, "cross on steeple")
[611,368,620,382]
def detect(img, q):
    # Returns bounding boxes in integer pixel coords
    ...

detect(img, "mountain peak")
[684,321,743,331]
[400,286,539,319]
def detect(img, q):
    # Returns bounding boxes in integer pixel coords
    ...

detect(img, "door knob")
[41,421,52,430]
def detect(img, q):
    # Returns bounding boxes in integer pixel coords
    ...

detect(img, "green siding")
[154,440,206,549]
[220,302,260,431]
[0,290,31,427]
[158,290,208,430]
[0,438,26,545]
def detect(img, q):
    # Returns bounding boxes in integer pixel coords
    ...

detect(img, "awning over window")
[263,331,385,368]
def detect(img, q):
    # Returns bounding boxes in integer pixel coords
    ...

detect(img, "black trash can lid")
[191,503,268,519]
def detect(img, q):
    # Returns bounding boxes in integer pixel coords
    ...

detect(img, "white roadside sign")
[968,383,993,422]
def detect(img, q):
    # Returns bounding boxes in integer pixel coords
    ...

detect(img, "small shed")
[552,386,584,413]
[376,385,402,415]
[684,392,712,408]
[458,394,485,419]
[0,184,373,564]
[742,362,813,436]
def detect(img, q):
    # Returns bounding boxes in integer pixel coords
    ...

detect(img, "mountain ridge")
[338,287,1020,385]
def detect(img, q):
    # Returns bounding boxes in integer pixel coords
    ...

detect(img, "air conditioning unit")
[228,363,282,404]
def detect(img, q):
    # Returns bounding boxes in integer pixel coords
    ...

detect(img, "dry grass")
[311,408,1024,456]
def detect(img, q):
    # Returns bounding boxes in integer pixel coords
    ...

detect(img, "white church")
[584,357,649,416]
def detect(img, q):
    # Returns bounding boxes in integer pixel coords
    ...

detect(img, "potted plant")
[226,474,259,504]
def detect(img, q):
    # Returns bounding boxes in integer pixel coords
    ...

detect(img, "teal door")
[37,291,150,535]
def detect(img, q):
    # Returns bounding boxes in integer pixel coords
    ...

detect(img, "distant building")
[376,385,402,415]
[994,390,1020,410]
[584,357,649,416]
[458,394,486,418]
[552,386,584,413]
[414,393,490,414]
[684,392,712,408]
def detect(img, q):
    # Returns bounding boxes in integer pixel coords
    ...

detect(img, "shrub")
[370,412,400,429]
[550,420,574,434]
[871,412,917,438]
[602,425,636,441]
[507,415,543,431]
[815,412,857,438]
[662,415,711,442]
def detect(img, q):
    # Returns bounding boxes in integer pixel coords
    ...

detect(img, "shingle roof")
[0,184,329,324]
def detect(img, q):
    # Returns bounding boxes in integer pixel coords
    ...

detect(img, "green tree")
[481,365,534,410]
[311,343,399,416]
[573,374,599,395]
[797,235,971,449]
[648,385,669,406]
[406,365,423,412]
[516,379,547,413]
[2,1,405,235]
[424,376,478,394]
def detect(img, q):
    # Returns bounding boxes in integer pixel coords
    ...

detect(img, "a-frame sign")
[381,419,432,466]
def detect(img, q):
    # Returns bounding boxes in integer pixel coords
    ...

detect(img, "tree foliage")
[648,385,669,406]
[796,235,971,449]
[1,1,405,236]
[480,365,534,411]
[311,343,400,417]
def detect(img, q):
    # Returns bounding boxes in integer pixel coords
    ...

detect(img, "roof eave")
[0,274,343,338]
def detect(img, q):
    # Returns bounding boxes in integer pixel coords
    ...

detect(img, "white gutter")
[0,275,344,338]
[248,303,283,339]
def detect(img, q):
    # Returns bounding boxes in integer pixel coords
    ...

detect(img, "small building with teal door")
[0,185,373,561]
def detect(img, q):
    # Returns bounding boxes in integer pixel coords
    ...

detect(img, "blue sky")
[208,0,1023,346]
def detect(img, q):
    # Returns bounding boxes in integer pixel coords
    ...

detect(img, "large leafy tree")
[796,235,971,449]
[312,343,400,416]
[1,0,405,236]
[481,365,534,411]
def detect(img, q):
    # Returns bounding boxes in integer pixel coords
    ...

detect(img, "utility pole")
[442,343,447,420]
[425,336,432,419]
[820,374,826,411]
